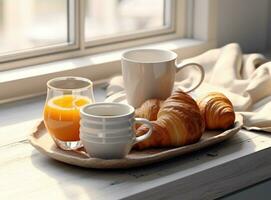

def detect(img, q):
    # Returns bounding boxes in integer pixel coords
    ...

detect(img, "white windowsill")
[1,86,271,199]
[1,39,205,83]
[0,38,215,104]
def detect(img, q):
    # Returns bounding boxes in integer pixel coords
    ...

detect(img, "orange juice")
[44,95,91,141]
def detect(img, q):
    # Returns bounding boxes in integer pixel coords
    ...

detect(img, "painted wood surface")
[1,90,271,200]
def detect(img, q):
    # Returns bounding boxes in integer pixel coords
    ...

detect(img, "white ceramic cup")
[80,125,134,138]
[80,102,153,159]
[80,131,133,143]
[80,139,134,159]
[121,49,205,107]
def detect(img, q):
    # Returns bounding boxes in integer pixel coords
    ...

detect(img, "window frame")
[0,0,186,71]
[0,0,218,104]
[0,0,79,64]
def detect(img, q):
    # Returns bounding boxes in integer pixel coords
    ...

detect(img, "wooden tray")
[29,114,243,169]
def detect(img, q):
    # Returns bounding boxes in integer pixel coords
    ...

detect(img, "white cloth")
[106,43,271,132]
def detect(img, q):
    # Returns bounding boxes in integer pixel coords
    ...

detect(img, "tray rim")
[28,114,243,169]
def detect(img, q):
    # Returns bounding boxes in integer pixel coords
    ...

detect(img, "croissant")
[135,99,163,121]
[197,92,235,130]
[135,90,205,149]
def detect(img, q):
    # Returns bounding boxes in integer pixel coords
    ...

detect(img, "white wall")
[268,0,271,51]
[216,0,270,53]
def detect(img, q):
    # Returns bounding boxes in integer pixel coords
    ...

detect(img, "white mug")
[121,49,205,108]
[80,102,153,159]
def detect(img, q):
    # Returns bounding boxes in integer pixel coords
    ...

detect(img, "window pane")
[85,0,166,41]
[0,0,68,54]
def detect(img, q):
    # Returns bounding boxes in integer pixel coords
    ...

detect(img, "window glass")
[85,0,166,41]
[0,0,68,54]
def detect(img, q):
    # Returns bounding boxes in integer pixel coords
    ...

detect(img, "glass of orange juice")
[44,77,94,150]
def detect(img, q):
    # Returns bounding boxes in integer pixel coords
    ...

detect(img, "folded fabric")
[106,43,271,132]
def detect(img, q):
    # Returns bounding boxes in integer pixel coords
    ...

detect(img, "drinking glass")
[44,77,95,150]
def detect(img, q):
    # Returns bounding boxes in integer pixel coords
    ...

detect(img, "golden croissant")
[135,90,205,149]
[135,99,163,121]
[197,92,235,130]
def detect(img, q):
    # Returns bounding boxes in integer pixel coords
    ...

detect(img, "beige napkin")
[106,43,271,132]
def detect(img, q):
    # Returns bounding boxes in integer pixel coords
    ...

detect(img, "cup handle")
[133,118,153,145]
[175,62,205,93]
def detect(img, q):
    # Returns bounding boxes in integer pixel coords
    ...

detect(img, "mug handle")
[133,118,153,145]
[175,62,205,93]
